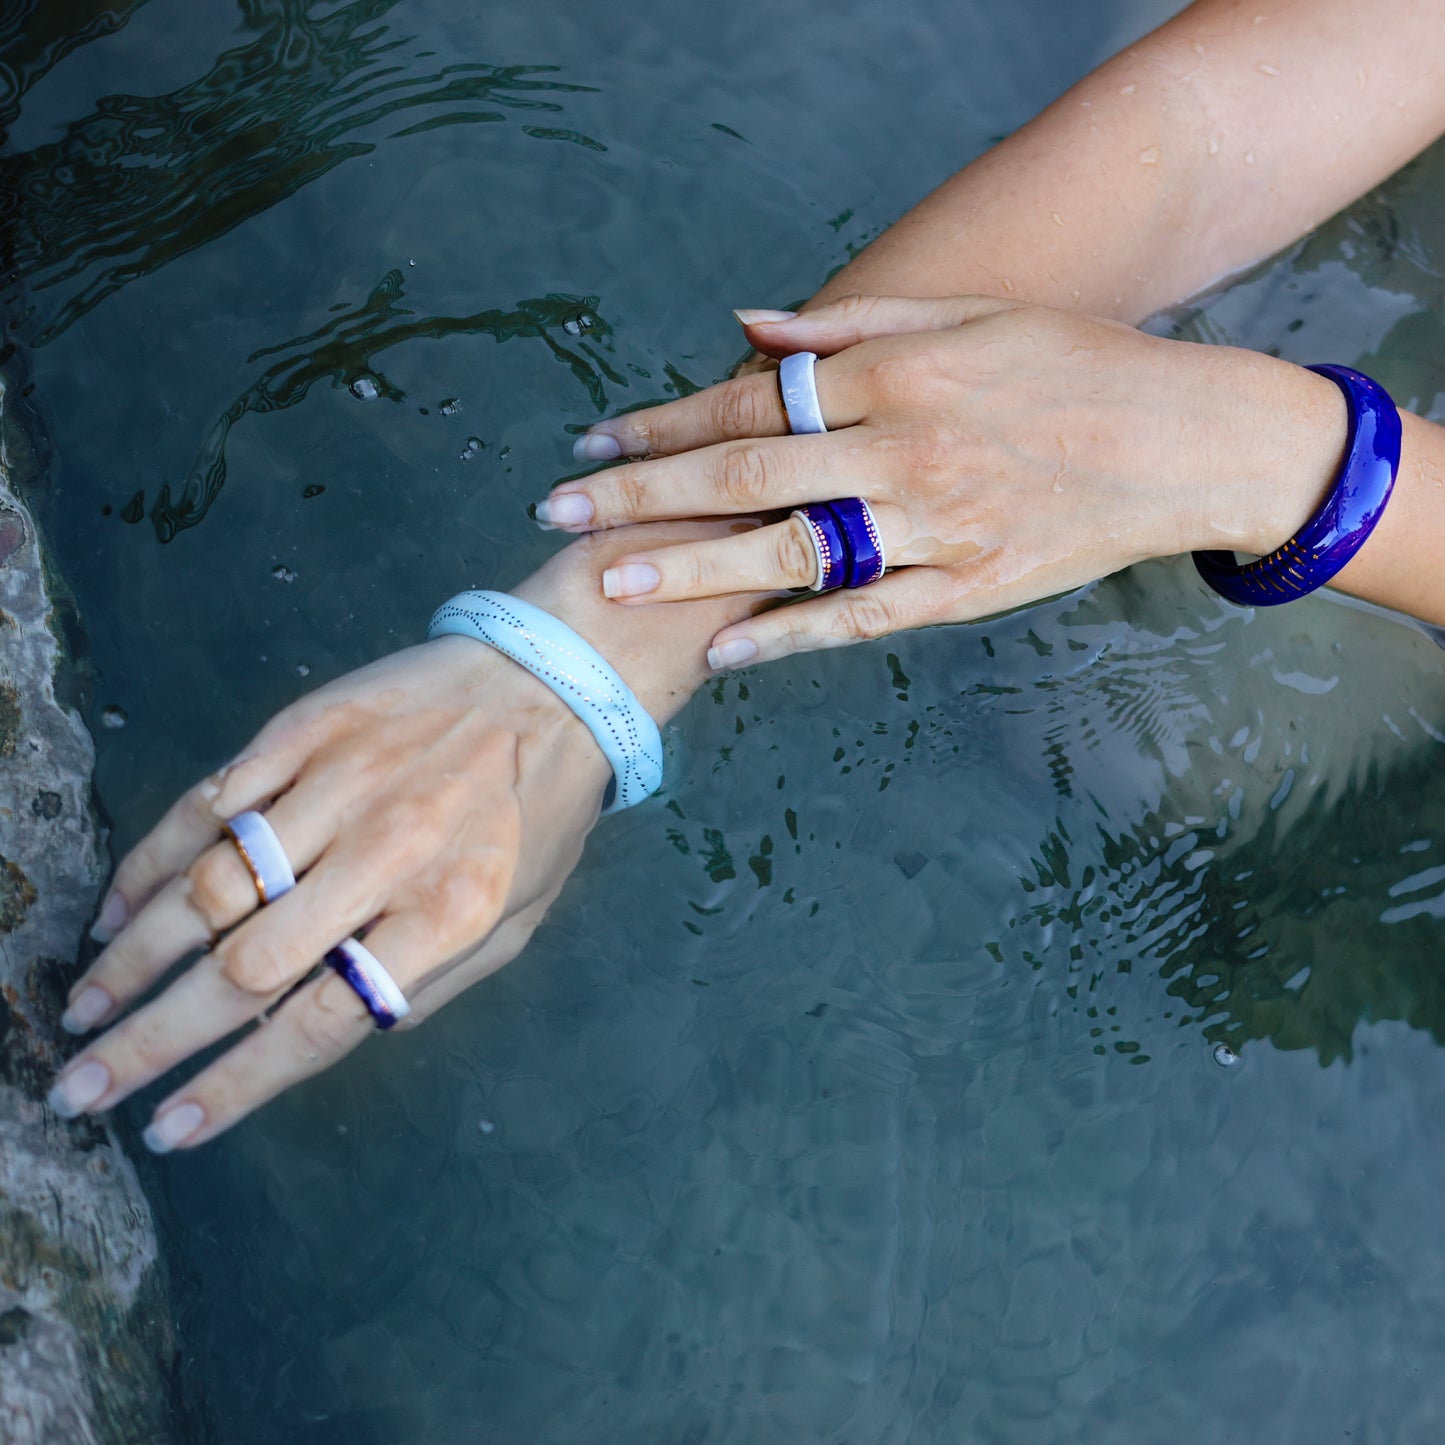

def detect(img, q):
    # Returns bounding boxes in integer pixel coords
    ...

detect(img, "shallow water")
[5,1,1445,1440]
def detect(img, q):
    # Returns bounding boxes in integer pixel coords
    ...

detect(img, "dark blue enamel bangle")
[793,504,848,590]
[1193,364,1401,607]
[826,497,886,588]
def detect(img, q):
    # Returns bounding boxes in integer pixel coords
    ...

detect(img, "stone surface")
[0,378,178,1443]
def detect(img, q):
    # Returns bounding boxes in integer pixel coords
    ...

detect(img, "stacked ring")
[221,810,410,1032]
[779,352,888,592]
[792,504,847,591]
[222,811,296,905]
[325,938,411,1031]
[792,500,887,592]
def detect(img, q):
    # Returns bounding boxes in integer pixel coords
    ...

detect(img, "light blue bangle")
[426,590,664,814]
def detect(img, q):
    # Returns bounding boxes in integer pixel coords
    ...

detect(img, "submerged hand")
[48,528,746,1150]
[539,296,1346,665]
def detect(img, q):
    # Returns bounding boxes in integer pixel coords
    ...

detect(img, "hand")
[47,527,749,1150]
[538,296,1347,667]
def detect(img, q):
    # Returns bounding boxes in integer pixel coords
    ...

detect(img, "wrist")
[510,521,768,724]
[1174,350,1349,560]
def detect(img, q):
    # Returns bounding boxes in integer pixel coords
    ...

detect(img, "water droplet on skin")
[1212,1042,1241,1068]
[349,376,380,401]
[1138,145,1160,165]
[101,706,127,729]
[272,565,296,583]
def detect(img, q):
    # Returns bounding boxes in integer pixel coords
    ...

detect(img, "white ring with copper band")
[221,811,297,905]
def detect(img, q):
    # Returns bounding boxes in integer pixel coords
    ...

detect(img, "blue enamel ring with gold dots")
[792,504,848,590]
[826,497,886,588]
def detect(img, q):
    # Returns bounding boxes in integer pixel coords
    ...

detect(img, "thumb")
[733,293,1014,358]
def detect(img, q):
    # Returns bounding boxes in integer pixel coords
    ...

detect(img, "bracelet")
[1193,364,1401,606]
[427,590,664,813]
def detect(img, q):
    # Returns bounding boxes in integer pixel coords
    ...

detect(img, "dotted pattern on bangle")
[427,591,664,811]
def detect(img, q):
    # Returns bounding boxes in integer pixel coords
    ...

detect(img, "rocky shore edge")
[0,376,177,1443]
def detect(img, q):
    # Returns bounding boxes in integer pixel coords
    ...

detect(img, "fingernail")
[533,492,595,530]
[61,985,113,1035]
[707,638,759,671]
[143,1102,205,1154]
[601,563,661,600]
[47,1059,111,1118]
[733,309,798,326]
[89,890,127,943]
[572,431,625,463]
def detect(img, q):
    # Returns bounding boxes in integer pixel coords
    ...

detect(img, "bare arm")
[814,0,1445,321]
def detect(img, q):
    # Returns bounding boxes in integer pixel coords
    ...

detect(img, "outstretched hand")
[48,527,751,1150]
[539,296,1344,666]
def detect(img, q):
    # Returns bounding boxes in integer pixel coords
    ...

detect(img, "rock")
[0,378,178,1442]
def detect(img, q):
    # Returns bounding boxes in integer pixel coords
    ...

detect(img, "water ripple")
[0,0,598,345]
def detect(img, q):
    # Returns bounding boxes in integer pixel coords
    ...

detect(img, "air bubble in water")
[1211,1042,1241,1069]
[349,376,380,401]
[272,565,296,583]
[102,706,127,729]
[439,398,460,416]
[459,436,484,461]
[563,313,594,336]
[296,663,311,677]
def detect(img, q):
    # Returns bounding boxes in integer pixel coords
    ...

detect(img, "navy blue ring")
[825,497,886,588]
[794,504,847,590]
[1194,364,1401,606]
[325,941,405,1031]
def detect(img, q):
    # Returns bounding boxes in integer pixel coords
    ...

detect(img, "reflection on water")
[6,0,1445,1441]
[154,274,611,538]
[1,0,596,344]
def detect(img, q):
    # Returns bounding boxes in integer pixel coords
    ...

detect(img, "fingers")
[569,366,794,465]
[47,952,288,1122]
[559,294,1013,476]
[540,422,884,533]
[140,909,531,1152]
[600,502,911,603]
[92,712,334,942]
[65,774,349,1031]
[737,293,1015,359]
[704,567,957,668]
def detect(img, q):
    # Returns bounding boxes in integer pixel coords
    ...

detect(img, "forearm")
[815,0,1445,321]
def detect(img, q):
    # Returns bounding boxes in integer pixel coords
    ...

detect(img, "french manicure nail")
[572,431,625,463]
[89,890,127,943]
[601,563,661,600]
[533,493,595,530]
[61,985,114,1035]
[143,1102,205,1154]
[47,1059,111,1118]
[707,638,759,671]
[733,308,799,326]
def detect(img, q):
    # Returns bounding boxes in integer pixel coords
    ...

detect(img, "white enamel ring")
[222,811,297,905]
[779,351,827,435]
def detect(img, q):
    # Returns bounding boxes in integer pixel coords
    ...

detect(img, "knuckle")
[710,380,769,438]
[186,848,251,930]
[219,933,292,996]
[838,593,899,643]
[713,444,773,510]
[294,980,367,1060]
[607,466,652,522]
[775,520,819,585]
